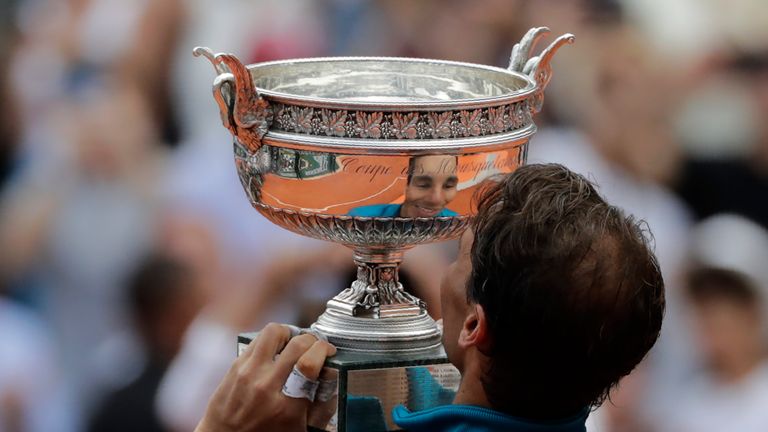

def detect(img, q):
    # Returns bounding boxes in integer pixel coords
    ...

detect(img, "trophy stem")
[327,250,425,318]
[311,248,442,352]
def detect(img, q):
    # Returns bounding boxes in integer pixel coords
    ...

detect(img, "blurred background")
[0,0,767,431]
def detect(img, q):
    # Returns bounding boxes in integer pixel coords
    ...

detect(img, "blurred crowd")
[0,0,766,431]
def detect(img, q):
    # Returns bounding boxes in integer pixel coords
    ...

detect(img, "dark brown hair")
[468,164,665,419]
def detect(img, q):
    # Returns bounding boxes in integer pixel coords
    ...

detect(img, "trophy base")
[311,309,442,353]
[238,333,461,432]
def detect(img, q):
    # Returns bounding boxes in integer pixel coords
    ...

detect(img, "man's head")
[440,163,665,419]
[401,155,458,218]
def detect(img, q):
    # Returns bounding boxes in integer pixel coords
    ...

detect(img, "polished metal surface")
[196,27,573,352]
[342,364,461,431]
[252,57,534,106]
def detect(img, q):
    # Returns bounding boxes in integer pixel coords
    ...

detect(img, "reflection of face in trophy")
[401,155,459,218]
[196,26,574,431]
[348,155,459,218]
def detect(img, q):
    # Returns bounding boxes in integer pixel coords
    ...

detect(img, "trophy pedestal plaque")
[238,333,461,432]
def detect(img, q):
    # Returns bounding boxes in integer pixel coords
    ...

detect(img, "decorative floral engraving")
[392,112,419,139]
[267,101,533,140]
[415,118,431,139]
[274,105,292,130]
[427,112,452,138]
[291,106,314,134]
[487,106,505,133]
[250,201,470,248]
[459,110,482,137]
[511,100,531,129]
[355,111,383,138]
[321,109,347,137]
[380,117,396,139]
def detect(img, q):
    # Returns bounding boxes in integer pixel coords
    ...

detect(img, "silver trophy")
[196,27,572,431]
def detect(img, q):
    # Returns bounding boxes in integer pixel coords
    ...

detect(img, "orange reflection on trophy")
[258,148,522,216]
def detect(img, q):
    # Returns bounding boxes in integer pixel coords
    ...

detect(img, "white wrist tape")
[282,367,319,401]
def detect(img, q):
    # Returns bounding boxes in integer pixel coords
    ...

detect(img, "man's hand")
[195,323,337,432]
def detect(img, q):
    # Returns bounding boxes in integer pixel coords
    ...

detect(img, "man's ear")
[458,303,489,350]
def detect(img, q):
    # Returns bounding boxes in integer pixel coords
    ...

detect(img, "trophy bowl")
[195,27,574,352]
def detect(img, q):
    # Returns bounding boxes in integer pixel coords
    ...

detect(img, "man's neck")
[452,361,492,408]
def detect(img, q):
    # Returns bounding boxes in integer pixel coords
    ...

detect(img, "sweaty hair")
[468,164,665,419]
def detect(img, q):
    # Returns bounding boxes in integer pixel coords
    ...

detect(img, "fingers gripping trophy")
[195,27,573,431]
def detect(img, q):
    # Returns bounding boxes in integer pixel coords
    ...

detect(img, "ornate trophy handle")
[193,47,272,153]
[508,27,575,113]
[211,73,235,130]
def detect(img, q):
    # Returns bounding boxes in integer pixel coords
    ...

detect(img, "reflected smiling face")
[400,155,459,218]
